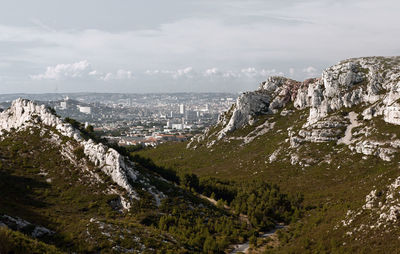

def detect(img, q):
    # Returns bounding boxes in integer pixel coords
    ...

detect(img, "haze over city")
[0,0,399,94]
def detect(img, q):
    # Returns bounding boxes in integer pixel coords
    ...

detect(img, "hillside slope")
[138,56,400,253]
[0,99,300,253]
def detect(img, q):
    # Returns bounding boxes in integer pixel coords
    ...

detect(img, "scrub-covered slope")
[138,56,400,253]
[0,99,298,253]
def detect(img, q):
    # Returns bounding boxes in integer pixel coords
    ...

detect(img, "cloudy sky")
[0,0,399,94]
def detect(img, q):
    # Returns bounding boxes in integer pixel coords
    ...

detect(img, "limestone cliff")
[0,98,165,209]
[189,56,400,162]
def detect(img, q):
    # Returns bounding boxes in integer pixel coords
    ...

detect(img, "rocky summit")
[190,56,400,162]
[140,56,400,253]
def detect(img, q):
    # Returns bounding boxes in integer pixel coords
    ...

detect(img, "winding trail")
[230,225,285,254]
[198,194,283,253]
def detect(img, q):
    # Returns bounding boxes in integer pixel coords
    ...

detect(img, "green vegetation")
[0,121,301,253]
[0,127,179,253]
[136,104,400,253]
[197,177,302,230]
[7,99,400,253]
[0,227,61,254]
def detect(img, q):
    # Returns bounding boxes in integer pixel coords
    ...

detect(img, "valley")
[137,56,400,253]
[1,56,400,253]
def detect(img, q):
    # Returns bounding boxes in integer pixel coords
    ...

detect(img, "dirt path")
[198,194,282,253]
[230,225,285,254]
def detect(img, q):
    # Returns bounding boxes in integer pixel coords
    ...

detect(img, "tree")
[216,199,225,209]
[85,125,94,133]
[249,235,257,247]
[180,173,199,191]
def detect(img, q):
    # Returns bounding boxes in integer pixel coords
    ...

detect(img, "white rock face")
[217,76,302,139]
[0,98,165,209]
[83,139,138,201]
[192,56,400,162]
[0,98,80,139]
[305,57,400,125]
[217,91,270,139]
[305,62,366,125]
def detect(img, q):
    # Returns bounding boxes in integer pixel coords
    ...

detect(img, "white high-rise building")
[179,104,185,114]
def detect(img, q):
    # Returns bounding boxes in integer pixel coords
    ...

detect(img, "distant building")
[78,106,91,114]
[179,104,185,114]
[172,123,183,130]
[185,110,197,121]
[200,104,209,112]
[60,101,67,109]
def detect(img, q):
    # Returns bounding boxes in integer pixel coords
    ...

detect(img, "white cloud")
[240,67,284,78]
[145,67,194,79]
[31,60,90,80]
[100,73,113,81]
[204,68,219,76]
[174,67,193,79]
[100,69,134,81]
[302,66,318,77]
[88,70,98,76]
[222,70,239,79]
[259,68,284,78]
[146,67,285,80]
[145,69,160,75]
[289,68,295,76]
[241,67,258,78]
[31,60,134,81]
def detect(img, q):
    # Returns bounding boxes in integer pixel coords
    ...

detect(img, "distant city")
[0,93,237,147]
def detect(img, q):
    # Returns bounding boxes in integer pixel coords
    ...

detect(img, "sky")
[0,0,399,94]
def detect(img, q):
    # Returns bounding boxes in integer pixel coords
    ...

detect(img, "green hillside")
[137,107,400,253]
[0,115,299,253]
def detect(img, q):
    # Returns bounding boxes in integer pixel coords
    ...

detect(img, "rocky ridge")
[0,98,165,210]
[189,56,400,162]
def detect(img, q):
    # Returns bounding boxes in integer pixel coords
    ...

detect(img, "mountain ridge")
[189,56,400,161]
[0,98,165,210]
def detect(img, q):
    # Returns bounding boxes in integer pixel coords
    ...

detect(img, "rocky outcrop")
[305,57,399,126]
[216,77,302,139]
[0,214,54,238]
[191,56,400,163]
[0,98,165,209]
[341,175,400,236]
[217,91,270,139]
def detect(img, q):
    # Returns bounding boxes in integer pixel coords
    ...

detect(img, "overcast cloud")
[0,0,399,93]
